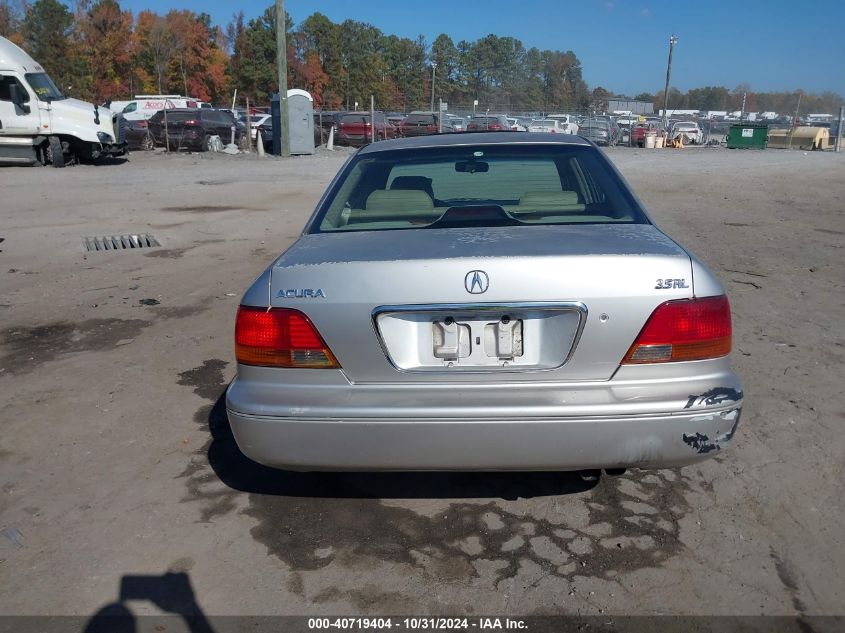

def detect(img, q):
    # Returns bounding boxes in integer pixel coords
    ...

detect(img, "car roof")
[356,132,590,154]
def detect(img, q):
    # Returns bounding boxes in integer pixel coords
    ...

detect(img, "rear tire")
[140,134,154,151]
[47,136,65,168]
[203,134,214,152]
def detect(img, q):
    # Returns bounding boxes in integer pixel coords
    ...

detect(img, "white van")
[117,95,206,121]
[0,36,126,167]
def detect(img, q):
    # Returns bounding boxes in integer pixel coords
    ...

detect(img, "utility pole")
[275,0,289,156]
[788,91,802,148]
[740,92,747,122]
[438,98,443,133]
[661,34,677,131]
[430,62,437,112]
[836,105,844,153]
[792,92,802,128]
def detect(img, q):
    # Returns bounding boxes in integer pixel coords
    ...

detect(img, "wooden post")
[276,0,290,157]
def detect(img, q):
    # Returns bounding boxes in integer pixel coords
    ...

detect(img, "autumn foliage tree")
[80,0,134,101]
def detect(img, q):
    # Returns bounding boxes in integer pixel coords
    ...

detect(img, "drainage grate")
[83,234,160,252]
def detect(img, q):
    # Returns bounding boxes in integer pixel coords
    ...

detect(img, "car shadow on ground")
[204,392,600,501]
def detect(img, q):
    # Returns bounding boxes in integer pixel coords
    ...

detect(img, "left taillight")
[235,306,339,368]
[622,295,732,364]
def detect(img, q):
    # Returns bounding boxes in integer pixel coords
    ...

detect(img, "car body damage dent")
[683,408,742,454]
[684,387,743,409]
[683,432,719,454]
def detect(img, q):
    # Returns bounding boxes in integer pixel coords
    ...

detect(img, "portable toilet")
[287,89,314,155]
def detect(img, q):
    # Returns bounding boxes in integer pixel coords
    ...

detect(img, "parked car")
[119,95,203,121]
[446,115,466,132]
[578,119,619,146]
[147,108,244,151]
[670,121,704,144]
[507,117,527,132]
[314,111,346,146]
[466,114,511,131]
[124,119,155,151]
[226,132,743,472]
[256,117,274,150]
[336,112,397,146]
[239,114,272,141]
[616,116,639,127]
[400,112,456,137]
[527,119,568,133]
[630,122,662,147]
[546,114,579,135]
[386,112,407,130]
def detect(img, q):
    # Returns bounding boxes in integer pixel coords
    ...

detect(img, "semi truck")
[0,35,126,167]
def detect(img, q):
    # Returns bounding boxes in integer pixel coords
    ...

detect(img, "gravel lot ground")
[0,144,843,621]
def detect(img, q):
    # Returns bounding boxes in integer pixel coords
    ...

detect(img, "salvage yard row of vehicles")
[0,27,710,166]
[331,112,583,147]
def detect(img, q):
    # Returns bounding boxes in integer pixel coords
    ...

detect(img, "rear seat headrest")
[364,189,435,215]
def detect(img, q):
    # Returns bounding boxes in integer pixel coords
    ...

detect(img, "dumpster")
[726,124,768,149]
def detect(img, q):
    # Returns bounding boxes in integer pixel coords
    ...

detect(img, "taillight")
[489,123,502,130]
[235,306,339,368]
[622,296,732,364]
[184,119,199,126]
[137,120,148,128]
[426,124,436,132]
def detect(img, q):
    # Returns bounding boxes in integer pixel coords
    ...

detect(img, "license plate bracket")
[375,302,585,372]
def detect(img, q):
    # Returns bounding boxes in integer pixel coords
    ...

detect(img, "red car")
[466,114,512,132]
[630,122,663,147]
[336,112,396,146]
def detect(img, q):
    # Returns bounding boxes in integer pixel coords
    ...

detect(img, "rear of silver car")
[226,134,742,471]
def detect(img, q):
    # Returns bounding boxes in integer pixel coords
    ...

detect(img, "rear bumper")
[227,405,741,471]
[226,361,743,471]
[226,358,743,471]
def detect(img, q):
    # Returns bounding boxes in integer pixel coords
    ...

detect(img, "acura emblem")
[464,270,489,294]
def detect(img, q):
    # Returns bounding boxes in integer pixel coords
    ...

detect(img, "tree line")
[1,0,841,114]
[644,84,843,116]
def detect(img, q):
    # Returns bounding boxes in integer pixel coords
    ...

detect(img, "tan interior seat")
[347,189,441,224]
[516,190,585,214]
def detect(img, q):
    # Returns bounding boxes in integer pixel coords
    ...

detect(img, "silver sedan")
[226,133,743,471]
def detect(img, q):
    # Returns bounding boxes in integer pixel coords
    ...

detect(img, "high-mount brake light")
[235,306,339,368]
[622,295,732,364]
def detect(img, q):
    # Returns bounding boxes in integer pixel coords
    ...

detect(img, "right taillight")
[235,306,339,368]
[622,295,732,364]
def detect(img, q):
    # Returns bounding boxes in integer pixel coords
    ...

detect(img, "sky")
[120,0,845,96]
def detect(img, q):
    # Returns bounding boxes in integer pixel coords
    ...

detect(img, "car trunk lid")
[268,224,693,383]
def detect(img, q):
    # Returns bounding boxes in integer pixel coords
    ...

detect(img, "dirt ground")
[0,144,843,621]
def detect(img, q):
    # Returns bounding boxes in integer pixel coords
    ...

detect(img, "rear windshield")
[404,114,435,124]
[341,114,371,124]
[310,144,648,233]
[161,112,196,122]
